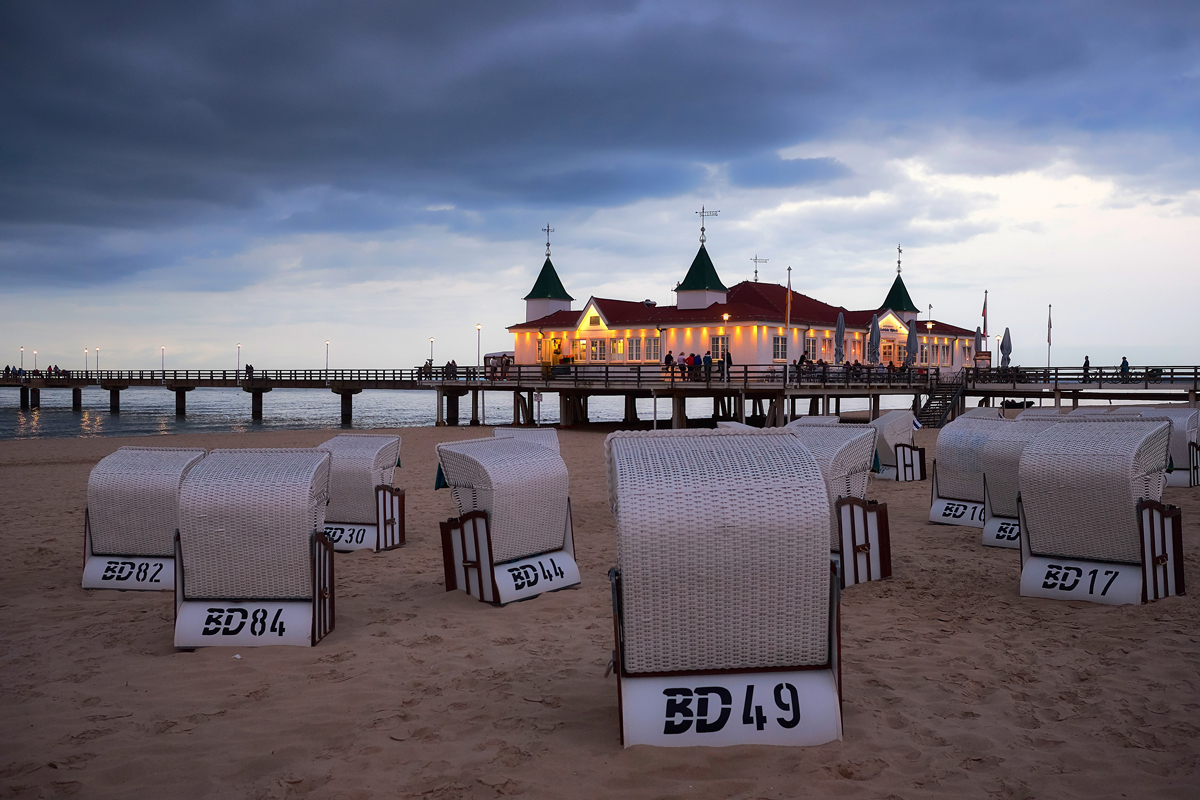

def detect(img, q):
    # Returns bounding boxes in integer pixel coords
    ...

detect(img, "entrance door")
[881,342,894,364]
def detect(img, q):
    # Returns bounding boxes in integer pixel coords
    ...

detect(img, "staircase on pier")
[918,378,964,428]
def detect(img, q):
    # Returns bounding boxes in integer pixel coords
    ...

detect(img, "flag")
[1047,305,1052,345]
[913,417,923,430]
[785,267,792,331]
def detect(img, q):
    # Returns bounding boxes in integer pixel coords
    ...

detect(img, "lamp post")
[325,340,330,373]
[237,343,241,379]
[476,324,482,371]
[19,347,23,369]
[430,337,434,364]
[161,345,165,372]
[84,349,88,375]
[95,348,99,373]
[926,320,933,366]
[33,351,37,370]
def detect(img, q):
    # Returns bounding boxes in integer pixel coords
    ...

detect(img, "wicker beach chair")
[1017,419,1182,605]
[716,420,756,429]
[930,417,1013,527]
[436,437,579,604]
[1068,406,1119,416]
[173,449,334,647]
[1112,408,1199,487]
[1017,407,1069,419]
[789,425,890,587]
[492,426,561,453]
[318,434,404,552]
[83,447,206,590]
[785,416,842,427]
[869,410,916,477]
[979,418,1060,548]
[961,407,1005,419]
[605,429,843,747]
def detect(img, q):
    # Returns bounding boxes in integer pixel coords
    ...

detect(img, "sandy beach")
[1,423,1198,799]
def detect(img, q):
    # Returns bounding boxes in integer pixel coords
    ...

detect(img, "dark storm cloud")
[1,0,1197,286]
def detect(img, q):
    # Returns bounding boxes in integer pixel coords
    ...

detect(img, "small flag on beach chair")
[913,417,923,430]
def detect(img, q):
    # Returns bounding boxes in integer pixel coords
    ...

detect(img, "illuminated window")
[710,336,729,360]
[627,338,641,361]
[805,337,817,360]
[590,339,607,361]
[645,336,661,361]
[610,339,623,361]
[573,339,586,361]
[773,336,787,361]
[589,315,600,326]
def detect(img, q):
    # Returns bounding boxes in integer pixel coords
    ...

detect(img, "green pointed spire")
[675,245,728,293]
[881,273,918,313]
[523,257,574,301]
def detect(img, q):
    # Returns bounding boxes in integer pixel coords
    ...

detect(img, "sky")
[2,1,1198,371]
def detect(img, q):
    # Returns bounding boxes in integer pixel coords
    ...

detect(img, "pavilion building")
[508,240,976,371]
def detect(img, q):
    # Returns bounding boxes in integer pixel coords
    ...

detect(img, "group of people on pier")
[4,364,68,379]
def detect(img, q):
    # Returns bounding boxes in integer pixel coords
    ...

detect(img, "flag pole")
[1047,304,1052,368]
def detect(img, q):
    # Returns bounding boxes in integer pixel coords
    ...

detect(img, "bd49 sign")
[621,669,841,747]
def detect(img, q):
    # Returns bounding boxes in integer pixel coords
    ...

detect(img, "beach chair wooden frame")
[895,444,926,482]
[1018,498,1184,605]
[174,530,335,647]
[609,565,842,749]
[82,446,206,591]
[440,500,579,605]
[323,485,406,553]
[835,497,891,588]
[1191,441,1199,488]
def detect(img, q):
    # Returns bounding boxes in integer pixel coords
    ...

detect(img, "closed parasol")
[868,315,881,363]
[1000,328,1012,369]
[834,312,845,364]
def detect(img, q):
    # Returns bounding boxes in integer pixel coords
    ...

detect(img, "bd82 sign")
[662,683,802,735]
[101,560,165,583]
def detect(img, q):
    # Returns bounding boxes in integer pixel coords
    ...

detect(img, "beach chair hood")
[88,447,206,557]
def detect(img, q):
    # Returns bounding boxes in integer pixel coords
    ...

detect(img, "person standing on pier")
[1082,355,1090,383]
[703,351,712,380]
[1120,356,1130,382]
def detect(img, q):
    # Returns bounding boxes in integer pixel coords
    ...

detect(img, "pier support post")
[1072,392,1079,409]
[243,386,271,420]
[672,395,687,429]
[72,387,82,411]
[834,396,841,416]
[470,390,480,426]
[809,397,819,416]
[19,386,29,410]
[436,388,445,426]
[559,394,573,427]
[625,394,639,424]
[1053,388,1062,410]
[331,386,361,426]
[106,387,127,414]
[29,388,40,409]
[870,394,880,421]
[172,387,195,416]
[1190,389,1196,409]
[446,392,460,426]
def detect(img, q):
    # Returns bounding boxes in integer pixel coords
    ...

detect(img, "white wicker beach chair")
[1017,419,1183,605]
[83,447,206,591]
[1111,408,1199,487]
[436,437,579,605]
[979,418,1060,548]
[869,410,915,476]
[961,407,1005,419]
[173,449,334,647]
[1017,407,1069,419]
[930,417,1013,527]
[492,426,561,453]
[605,429,842,747]
[785,416,842,427]
[1068,406,1118,416]
[318,434,404,552]
[716,420,756,429]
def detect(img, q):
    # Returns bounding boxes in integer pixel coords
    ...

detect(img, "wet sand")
[1,424,1198,799]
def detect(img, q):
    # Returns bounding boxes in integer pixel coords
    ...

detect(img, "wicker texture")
[319,434,400,523]
[1114,408,1198,469]
[785,416,842,427]
[436,438,569,563]
[936,417,1014,503]
[979,419,1060,518]
[492,427,561,453]
[606,429,831,674]
[1018,407,1070,419]
[870,411,914,467]
[179,449,331,600]
[1020,419,1170,564]
[961,407,1005,419]
[788,425,878,549]
[87,447,207,557]
[1068,407,1118,416]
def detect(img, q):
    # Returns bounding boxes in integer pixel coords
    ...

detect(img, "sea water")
[0,385,926,441]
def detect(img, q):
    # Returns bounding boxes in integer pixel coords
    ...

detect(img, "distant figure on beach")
[1082,356,1090,383]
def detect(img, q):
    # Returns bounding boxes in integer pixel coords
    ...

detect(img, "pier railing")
[1,363,943,392]
[964,365,1200,391]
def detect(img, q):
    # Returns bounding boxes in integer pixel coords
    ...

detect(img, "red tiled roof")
[508,279,975,336]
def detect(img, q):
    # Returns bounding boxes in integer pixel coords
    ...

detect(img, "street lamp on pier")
[476,324,482,371]
[161,345,165,373]
[237,343,241,379]
[20,347,23,369]
[84,349,88,374]
[430,337,434,364]
[325,340,330,385]
[33,351,37,370]
[95,348,99,372]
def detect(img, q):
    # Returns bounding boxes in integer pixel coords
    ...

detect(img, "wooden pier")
[2,364,1197,428]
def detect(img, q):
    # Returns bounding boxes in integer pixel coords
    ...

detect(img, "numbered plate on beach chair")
[323,523,377,552]
[620,669,842,748]
[928,463,985,528]
[175,600,314,647]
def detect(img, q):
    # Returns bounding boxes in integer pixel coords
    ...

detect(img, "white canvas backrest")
[788,425,878,550]
[935,417,1013,503]
[179,449,331,600]
[436,437,569,563]
[785,416,841,427]
[979,419,1060,519]
[606,429,831,674]
[319,433,401,524]
[492,427,561,453]
[870,411,915,467]
[87,447,206,557]
[1019,419,1171,564]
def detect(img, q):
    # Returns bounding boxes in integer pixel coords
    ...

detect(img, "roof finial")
[897,243,903,275]
[696,205,720,245]
[751,254,768,282]
[543,223,554,258]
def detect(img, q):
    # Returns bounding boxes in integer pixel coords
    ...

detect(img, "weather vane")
[897,244,903,275]
[696,205,720,244]
[751,254,768,282]
[543,223,554,258]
